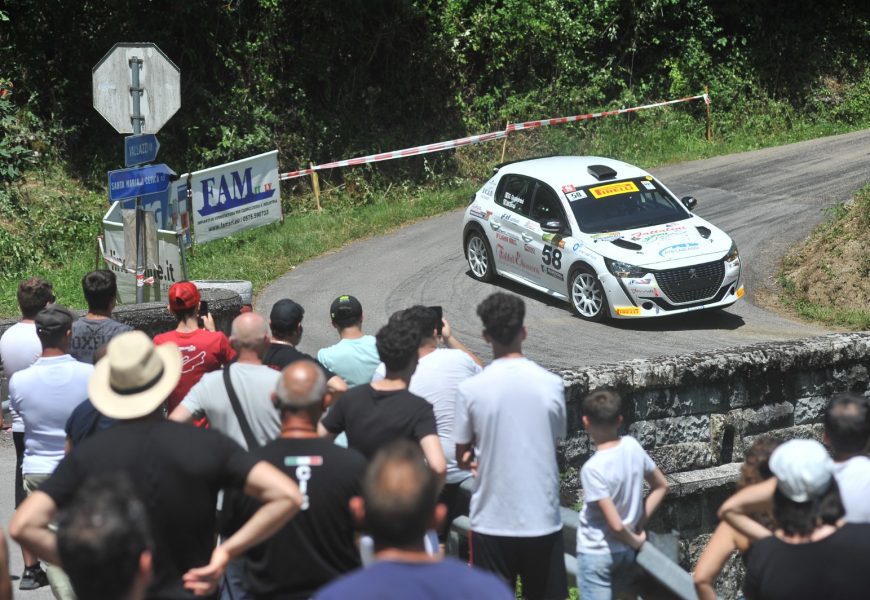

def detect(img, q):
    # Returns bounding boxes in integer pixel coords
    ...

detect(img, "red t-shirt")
[153,329,236,415]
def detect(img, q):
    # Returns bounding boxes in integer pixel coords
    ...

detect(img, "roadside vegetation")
[1,3,869,317]
[777,187,870,330]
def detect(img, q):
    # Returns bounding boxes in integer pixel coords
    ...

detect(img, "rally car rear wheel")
[466,231,496,282]
[568,266,608,321]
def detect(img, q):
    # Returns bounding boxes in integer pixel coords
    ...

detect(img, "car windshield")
[567,177,691,233]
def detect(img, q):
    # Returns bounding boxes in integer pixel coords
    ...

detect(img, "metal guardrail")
[447,478,701,600]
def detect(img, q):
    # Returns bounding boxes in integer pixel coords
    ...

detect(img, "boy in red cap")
[154,281,235,422]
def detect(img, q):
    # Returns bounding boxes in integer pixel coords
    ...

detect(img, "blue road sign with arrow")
[107,164,175,202]
[125,133,160,167]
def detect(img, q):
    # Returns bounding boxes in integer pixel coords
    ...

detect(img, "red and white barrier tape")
[279,93,709,181]
[279,130,508,180]
[507,93,709,132]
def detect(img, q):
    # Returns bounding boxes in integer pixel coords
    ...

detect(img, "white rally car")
[462,156,743,321]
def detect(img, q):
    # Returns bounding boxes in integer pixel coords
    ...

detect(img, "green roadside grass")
[777,186,870,330]
[1,108,869,317]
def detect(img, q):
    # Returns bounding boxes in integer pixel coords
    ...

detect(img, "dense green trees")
[0,0,868,184]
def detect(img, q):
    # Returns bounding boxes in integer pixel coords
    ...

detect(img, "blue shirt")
[64,399,116,446]
[317,336,380,386]
[313,558,514,600]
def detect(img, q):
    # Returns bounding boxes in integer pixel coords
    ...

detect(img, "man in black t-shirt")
[10,331,304,600]
[231,360,367,599]
[318,316,446,485]
[264,299,347,397]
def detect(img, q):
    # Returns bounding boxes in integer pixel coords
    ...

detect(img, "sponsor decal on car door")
[528,184,569,290]
[492,175,540,281]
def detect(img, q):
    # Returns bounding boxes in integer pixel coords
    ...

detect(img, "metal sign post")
[93,43,180,304]
[130,56,146,303]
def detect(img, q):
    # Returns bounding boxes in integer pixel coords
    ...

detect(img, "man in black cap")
[317,295,380,387]
[264,299,347,395]
[9,304,92,600]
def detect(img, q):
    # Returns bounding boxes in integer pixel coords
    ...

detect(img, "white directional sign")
[92,43,180,134]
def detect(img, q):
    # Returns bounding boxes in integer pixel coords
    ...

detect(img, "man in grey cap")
[9,304,92,600]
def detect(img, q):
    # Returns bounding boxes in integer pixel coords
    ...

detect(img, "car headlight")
[604,258,648,279]
[724,241,739,263]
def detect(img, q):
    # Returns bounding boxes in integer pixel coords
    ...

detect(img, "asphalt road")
[1,131,867,598]
[1,430,54,599]
[257,129,870,370]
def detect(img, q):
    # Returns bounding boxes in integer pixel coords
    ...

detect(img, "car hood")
[582,217,732,267]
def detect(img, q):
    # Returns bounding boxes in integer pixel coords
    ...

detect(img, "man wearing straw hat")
[10,330,303,599]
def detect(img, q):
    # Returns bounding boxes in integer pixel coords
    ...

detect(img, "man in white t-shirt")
[824,392,870,523]
[170,311,280,450]
[373,305,482,537]
[453,292,567,600]
[10,304,93,600]
[576,389,668,600]
[0,277,54,590]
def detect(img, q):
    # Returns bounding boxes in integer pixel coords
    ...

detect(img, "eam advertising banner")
[185,150,282,244]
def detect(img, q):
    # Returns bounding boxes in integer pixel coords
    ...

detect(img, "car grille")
[655,260,725,304]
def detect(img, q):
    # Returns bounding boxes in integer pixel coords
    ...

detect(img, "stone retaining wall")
[558,332,870,598]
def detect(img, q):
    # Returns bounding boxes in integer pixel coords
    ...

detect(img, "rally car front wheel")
[568,266,608,322]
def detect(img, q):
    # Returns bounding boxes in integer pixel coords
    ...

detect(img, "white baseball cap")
[769,439,834,503]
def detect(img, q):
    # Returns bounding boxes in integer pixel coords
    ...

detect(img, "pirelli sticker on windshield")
[589,181,639,199]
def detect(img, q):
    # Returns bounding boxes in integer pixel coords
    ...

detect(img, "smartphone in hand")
[429,305,443,335]
[198,300,209,328]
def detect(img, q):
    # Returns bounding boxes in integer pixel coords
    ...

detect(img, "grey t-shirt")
[181,362,281,449]
[70,317,133,364]
[454,357,566,536]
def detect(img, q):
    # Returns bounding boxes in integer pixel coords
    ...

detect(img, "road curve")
[257,129,870,370]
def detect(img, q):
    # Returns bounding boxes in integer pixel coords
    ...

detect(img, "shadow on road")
[472,272,746,332]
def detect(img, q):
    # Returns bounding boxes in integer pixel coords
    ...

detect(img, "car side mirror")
[541,219,563,234]
[681,196,697,212]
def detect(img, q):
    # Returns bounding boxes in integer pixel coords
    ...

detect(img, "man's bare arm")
[441,319,484,367]
[168,404,195,424]
[182,462,302,596]
[9,491,61,565]
[419,434,447,488]
[455,442,478,477]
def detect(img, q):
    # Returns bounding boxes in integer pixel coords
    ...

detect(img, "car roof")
[496,156,650,190]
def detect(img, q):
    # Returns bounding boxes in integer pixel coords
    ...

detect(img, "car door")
[525,182,572,290]
[490,174,540,282]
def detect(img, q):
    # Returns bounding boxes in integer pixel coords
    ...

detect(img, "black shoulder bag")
[222,363,260,451]
[218,364,260,539]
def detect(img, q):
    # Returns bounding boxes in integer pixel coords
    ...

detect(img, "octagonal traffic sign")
[92,43,180,134]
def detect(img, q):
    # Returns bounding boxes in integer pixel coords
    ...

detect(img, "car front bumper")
[601,259,742,318]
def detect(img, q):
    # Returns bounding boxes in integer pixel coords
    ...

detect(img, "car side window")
[530,184,567,230]
[496,175,533,216]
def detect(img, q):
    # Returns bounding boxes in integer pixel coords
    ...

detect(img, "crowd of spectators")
[0,270,868,600]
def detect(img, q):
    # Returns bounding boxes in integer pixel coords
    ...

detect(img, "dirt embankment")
[777,187,870,328]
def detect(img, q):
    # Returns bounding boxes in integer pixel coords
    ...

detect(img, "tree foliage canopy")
[0,0,868,183]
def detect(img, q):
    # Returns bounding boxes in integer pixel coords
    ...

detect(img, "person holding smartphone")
[154,281,235,422]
